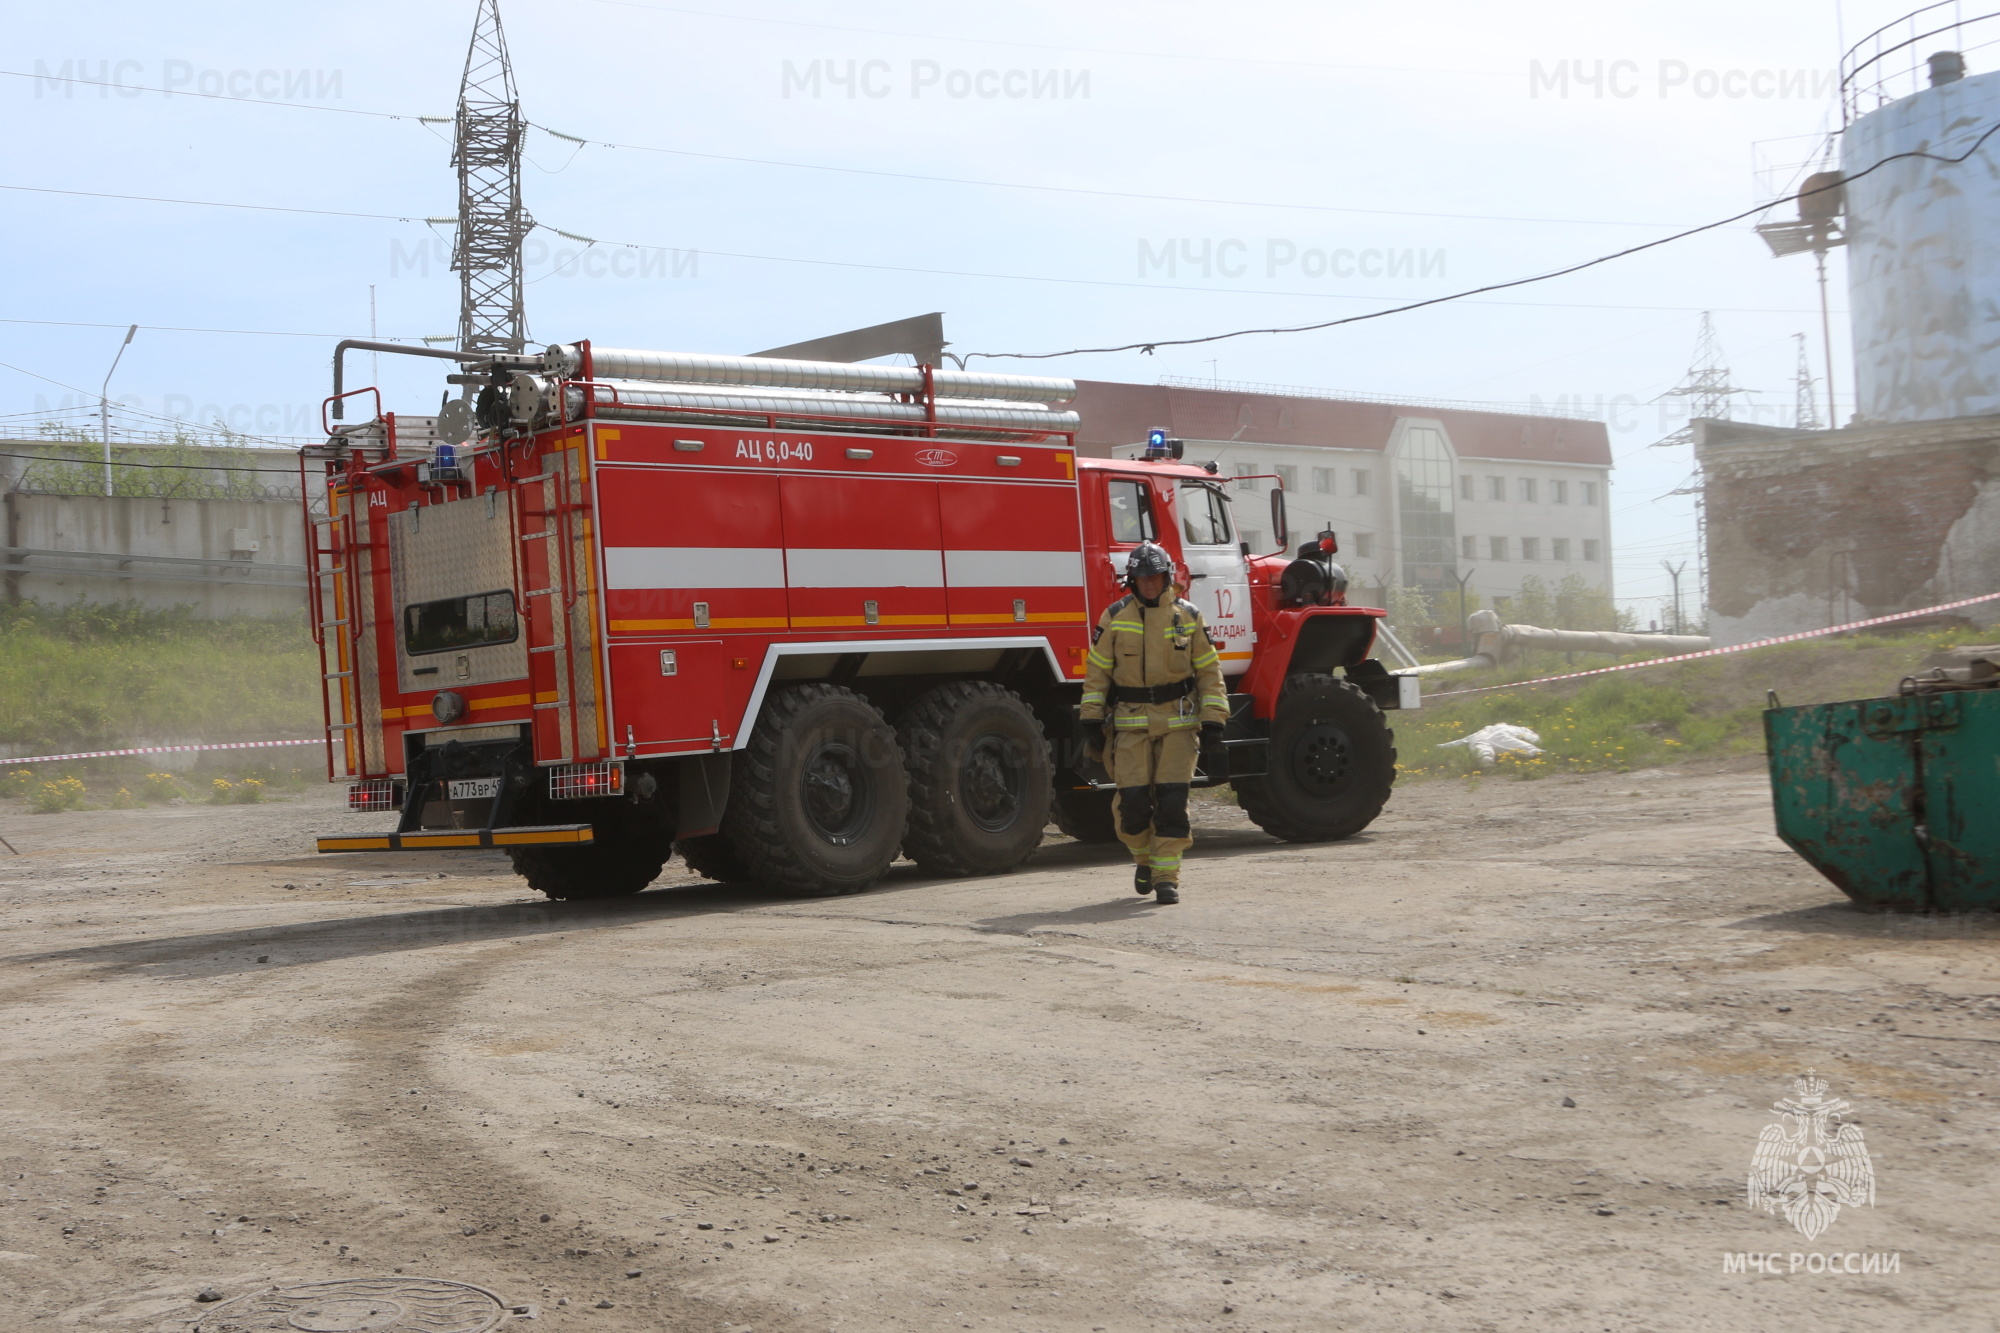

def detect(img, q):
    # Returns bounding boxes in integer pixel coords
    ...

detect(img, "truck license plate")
[448,778,501,801]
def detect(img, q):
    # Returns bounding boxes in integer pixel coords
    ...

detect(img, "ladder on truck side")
[512,435,607,766]
[307,482,375,780]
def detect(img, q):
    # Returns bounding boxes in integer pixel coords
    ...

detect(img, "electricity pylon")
[452,0,532,354]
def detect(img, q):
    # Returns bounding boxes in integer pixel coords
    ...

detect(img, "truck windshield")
[404,590,519,655]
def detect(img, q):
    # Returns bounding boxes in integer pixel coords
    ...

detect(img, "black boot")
[1133,865,1153,895]
[1153,881,1180,905]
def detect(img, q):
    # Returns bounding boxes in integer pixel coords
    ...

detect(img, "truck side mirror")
[1269,487,1288,550]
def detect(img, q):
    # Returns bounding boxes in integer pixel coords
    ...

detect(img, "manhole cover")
[193,1278,509,1333]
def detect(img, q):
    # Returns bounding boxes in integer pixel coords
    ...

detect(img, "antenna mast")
[453,0,531,354]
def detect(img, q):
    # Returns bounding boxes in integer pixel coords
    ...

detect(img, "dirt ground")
[1,762,1996,1333]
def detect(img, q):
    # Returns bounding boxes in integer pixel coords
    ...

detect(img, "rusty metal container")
[1764,681,2000,911]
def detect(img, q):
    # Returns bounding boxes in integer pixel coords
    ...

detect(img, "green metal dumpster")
[1764,680,2000,912]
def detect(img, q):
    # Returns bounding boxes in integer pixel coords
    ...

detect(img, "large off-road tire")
[507,836,669,900]
[1234,673,1395,842]
[1051,787,1119,843]
[897,682,1052,877]
[676,831,753,883]
[506,787,674,901]
[723,684,909,896]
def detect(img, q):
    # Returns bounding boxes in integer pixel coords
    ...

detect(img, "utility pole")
[1661,559,1688,635]
[452,0,531,354]
[1454,565,1476,654]
[99,323,137,497]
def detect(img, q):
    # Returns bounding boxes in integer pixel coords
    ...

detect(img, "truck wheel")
[1051,788,1119,843]
[507,838,668,900]
[1234,673,1395,842]
[676,832,753,883]
[724,684,909,896]
[898,682,1052,877]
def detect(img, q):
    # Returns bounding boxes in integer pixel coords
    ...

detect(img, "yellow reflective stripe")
[1113,716,1152,728]
[1080,690,1105,703]
[1086,651,1112,667]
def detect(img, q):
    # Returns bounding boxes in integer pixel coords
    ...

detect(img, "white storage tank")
[1842,53,2000,424]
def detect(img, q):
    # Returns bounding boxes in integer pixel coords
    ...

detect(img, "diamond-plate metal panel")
[192,1276,509,1332]
[389,493,529,693]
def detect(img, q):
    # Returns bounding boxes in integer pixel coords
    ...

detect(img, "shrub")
[141,772,184,802]
[32,777,86,813]
[209,778,236,803]
[232,778,265,804]
[0,769,35,799]
[107,786,137,808]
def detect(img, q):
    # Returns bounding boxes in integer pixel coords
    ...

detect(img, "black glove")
[1200,721,1226,750]
[1083,726,1106,763]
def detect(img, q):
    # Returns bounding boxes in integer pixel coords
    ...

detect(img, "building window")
[1490,536,1508,561]
[1392,427,1455,588]
[1487,475,1505,501]
[1583,538,1601,561]
[1459,474,1474,501]
[1552,537,1569,561]
[1581,480,1599,506]
[1234,463,1259,492]
[1352,469,1371,497]
[1353,533,1374,559]
[1521,536,1540,561]
[1273,464,1297,492]
[1312,467,1334,493]
[1240,528,1263,552]
[1462,534,1476,560]
[1519,477,1538,503]
[1551,479,1569,504]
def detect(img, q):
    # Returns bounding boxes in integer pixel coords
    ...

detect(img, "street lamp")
[99,323,138,497]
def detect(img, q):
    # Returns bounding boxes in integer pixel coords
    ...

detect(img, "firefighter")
[1078,541,1229,905]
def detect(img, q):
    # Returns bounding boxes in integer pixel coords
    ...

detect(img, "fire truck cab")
[305,341,1412,899]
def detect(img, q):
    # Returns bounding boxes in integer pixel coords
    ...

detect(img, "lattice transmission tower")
[1652,312,1748,625]
[452,0,532,354]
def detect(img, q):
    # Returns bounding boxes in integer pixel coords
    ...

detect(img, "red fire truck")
[305,341,1414,898]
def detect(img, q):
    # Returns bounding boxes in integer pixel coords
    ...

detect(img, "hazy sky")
[7,1,1907,619]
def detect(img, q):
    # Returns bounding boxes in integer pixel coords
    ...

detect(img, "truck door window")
[404,590,519,655]
[1107,479,1157,543]
[1179,483,1233,546]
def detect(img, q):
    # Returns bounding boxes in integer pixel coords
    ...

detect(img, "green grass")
[0,600,320,752]
[1394,628,1974,782]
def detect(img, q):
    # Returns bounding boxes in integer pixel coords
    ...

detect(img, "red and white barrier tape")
[5,592,1994,756]
[3,737,326,767]
[1422,590,2000,701]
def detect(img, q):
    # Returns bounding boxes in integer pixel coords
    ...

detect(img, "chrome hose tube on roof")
[543,345,1074,404]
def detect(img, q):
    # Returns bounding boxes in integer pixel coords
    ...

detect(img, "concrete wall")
[3,491,308,619]
[1697,415,2000,645]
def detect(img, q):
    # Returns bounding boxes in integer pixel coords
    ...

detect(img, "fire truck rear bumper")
[316,824,595,854]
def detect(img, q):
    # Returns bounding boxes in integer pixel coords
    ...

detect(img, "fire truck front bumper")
[316,824,595,854]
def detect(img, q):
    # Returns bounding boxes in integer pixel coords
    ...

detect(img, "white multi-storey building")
[1075,377,1614,612]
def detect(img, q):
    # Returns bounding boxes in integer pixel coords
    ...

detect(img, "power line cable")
[0,181,1839,316]
[0,181,438,223]
[2,66,1696,229]
[962,122,2000,361]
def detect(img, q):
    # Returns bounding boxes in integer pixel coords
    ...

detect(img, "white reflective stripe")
[944,549,1085,587]
[604,546,785,590]
[785,548,945,588]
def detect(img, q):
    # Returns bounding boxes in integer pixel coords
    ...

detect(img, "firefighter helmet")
[1124,541,1174,587]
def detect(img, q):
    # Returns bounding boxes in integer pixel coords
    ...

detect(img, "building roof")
[1070,380,1613,467]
